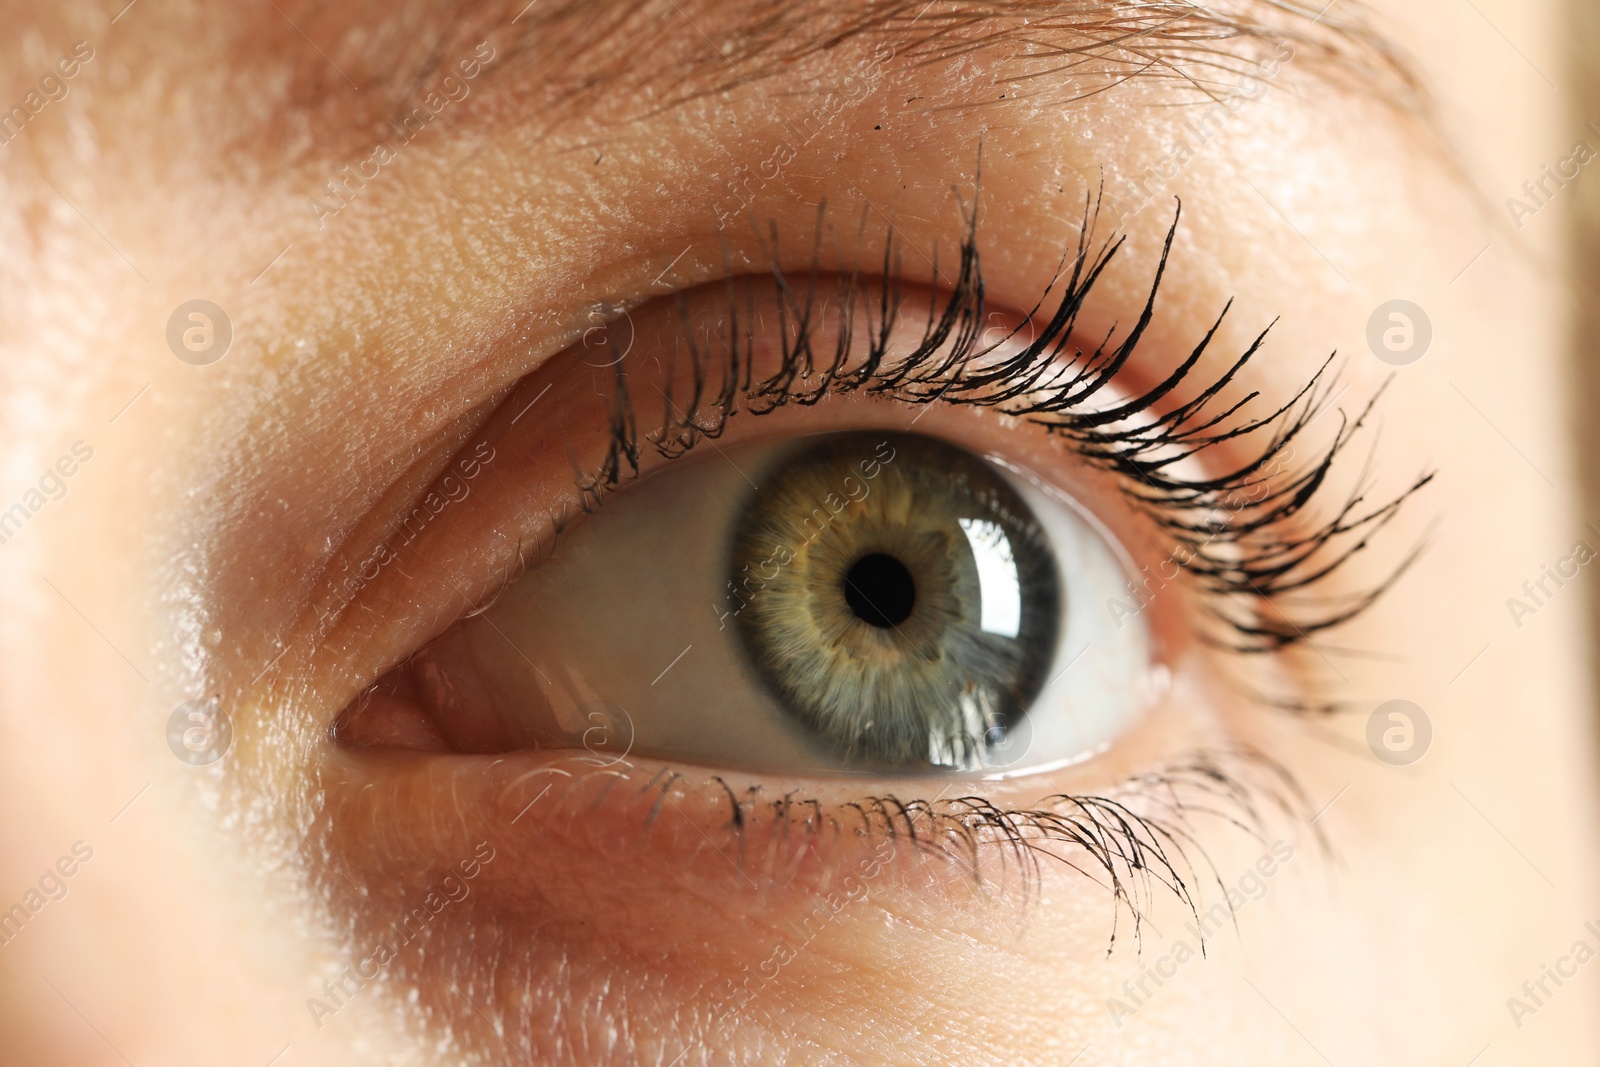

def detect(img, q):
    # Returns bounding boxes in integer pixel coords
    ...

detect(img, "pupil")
[843,553,917,628]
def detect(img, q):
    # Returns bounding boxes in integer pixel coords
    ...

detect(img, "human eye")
[320,191,1422,852]
[336,242,1172,778]
[355,421,1156,776]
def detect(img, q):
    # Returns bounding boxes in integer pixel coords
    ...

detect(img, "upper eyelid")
[302,191,1418,694]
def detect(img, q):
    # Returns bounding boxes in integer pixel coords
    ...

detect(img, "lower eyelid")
[318,709,1313,955]
[297,669,1320,1066]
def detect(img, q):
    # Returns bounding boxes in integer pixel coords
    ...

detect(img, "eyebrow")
[259,0,1427,151]
[661,0,1425,106]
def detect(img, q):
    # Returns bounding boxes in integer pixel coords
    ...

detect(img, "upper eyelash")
[572,187,1432,655]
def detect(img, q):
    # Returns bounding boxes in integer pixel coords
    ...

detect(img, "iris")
[729,432,1061,771]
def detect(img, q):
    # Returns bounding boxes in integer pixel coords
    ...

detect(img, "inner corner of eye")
[335,427,1156,778]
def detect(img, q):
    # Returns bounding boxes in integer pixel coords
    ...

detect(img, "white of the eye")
[957,517,1022,638]
[479,433,1156,777]
[974,456,1155,780]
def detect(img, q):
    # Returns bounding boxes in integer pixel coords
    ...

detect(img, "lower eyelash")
[568,186,1431,658]
[623,747,1315,956]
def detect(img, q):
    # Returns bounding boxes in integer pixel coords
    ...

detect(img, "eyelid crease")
[555,188,1432,659]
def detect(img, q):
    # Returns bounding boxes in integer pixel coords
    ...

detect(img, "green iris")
[726,431,1061,771]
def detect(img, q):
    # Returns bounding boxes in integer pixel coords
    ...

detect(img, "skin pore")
[0,0,1596,1064]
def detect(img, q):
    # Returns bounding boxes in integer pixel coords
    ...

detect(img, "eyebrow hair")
[470,0,1415,102]
[250,0,1428,159]
[675,1,1419,102]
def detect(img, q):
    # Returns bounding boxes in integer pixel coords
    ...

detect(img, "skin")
[0,0,1595,1064]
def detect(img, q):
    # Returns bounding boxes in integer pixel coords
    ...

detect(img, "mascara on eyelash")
[681,744,1317,955]
[565,189,1432,657]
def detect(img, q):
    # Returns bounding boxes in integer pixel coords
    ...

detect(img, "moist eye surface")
[727,431,1061,771]
[358,410,1155,777]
